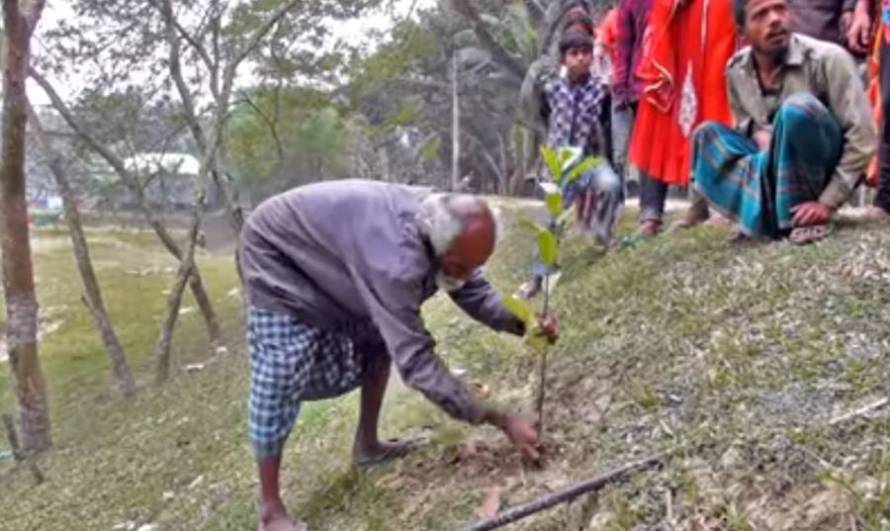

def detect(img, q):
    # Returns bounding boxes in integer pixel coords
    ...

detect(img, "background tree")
[1,0,50,452]
[26,101,136,398]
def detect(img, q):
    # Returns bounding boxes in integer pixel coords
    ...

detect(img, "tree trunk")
[155,206,203,384]
[1,0,50,453]
[510,128,533,196]
[451,53,461,191]
[26,102,136,397]
[156,119,222,384]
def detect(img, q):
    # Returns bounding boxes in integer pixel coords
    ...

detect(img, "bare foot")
[668,213,708,232]
[260,501,308,531]
[638,219,661,237]
[705,212,732,226]
[727,230,753,245]
[353,437,423,467]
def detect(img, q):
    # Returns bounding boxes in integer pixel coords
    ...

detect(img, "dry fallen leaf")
[457,441,479,462]
[469,382,491,400]
[376,472,407,490]
[476,485,502,519]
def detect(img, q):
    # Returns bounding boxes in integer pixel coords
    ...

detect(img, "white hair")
[417,193,500,256]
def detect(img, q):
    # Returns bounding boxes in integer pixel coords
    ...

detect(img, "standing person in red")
[630,0,738,235]
[848,0,890,221]
[612,0,653,200]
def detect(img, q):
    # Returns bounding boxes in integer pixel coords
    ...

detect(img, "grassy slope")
[2,208,890,531]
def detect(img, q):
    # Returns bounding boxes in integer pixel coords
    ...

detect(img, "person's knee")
[594,165,622,197]
[692,121,729,147]
[776,92,827,126]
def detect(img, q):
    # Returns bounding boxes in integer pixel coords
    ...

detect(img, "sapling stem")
[537,270,550,436]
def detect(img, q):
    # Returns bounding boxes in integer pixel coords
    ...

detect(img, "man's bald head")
[417,193,499,284]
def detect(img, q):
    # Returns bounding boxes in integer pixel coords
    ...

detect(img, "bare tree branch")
[450,0,526,80]
[21,0,46,31]
[238,91,285,162]
[228,0,302,77]
[172,16,217,96]
[156,0,206,150]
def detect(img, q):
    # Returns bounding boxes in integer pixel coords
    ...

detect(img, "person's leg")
[638,170,669,234]
[691,121,766,236]
[586,164,623,246]
[767,92,842,233]
[693,95,842,239]
[352,349,390,457]
[672,188,711,229]
[611,101,633,203]
[352,348,421,465]
[874,38,890,217]
[248,308,314,531]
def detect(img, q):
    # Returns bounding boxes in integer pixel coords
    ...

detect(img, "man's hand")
[484,410,540,461]
[846,4,872,53]
[753,128,772,151]
[791,201,833,227]
[533,312,560,345]
[501,415,541,461]
[841,11,854,34]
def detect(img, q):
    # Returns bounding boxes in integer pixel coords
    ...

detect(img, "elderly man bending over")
[239,180,554,531]
[692,0,876,243]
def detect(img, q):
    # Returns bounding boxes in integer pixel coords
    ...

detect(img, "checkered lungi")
[248,306,369,458]
[692,92,842,237]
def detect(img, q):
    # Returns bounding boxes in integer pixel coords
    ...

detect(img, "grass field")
[2,205,890,530]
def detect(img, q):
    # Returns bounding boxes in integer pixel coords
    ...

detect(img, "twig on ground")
[665,488,674,528]
[462,451,669,531]
[829,397,889,426]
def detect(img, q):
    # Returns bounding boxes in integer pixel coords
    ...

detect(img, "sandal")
[789,224,830,245]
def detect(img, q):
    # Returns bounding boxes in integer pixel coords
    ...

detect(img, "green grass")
[2,207,890,530]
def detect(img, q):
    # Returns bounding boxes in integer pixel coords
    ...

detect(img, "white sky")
[28,0,437,105]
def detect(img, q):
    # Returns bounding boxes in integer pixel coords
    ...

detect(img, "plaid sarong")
[692,92,843,237]
[248,306,368,458]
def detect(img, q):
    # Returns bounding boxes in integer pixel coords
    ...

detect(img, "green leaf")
[558,146,583,173]
[540,145,562,181]
[538,182,562,219]
[503,294,534,326]
[537,229,559,266]
[525,333,549,351]
[545,193,563,219]
[517,217,546,235]
[564,156,600,184]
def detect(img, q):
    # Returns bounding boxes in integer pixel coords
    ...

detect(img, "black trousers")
[638,174,709,223]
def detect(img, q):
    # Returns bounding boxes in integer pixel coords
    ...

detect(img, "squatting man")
[238,180,559,531]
